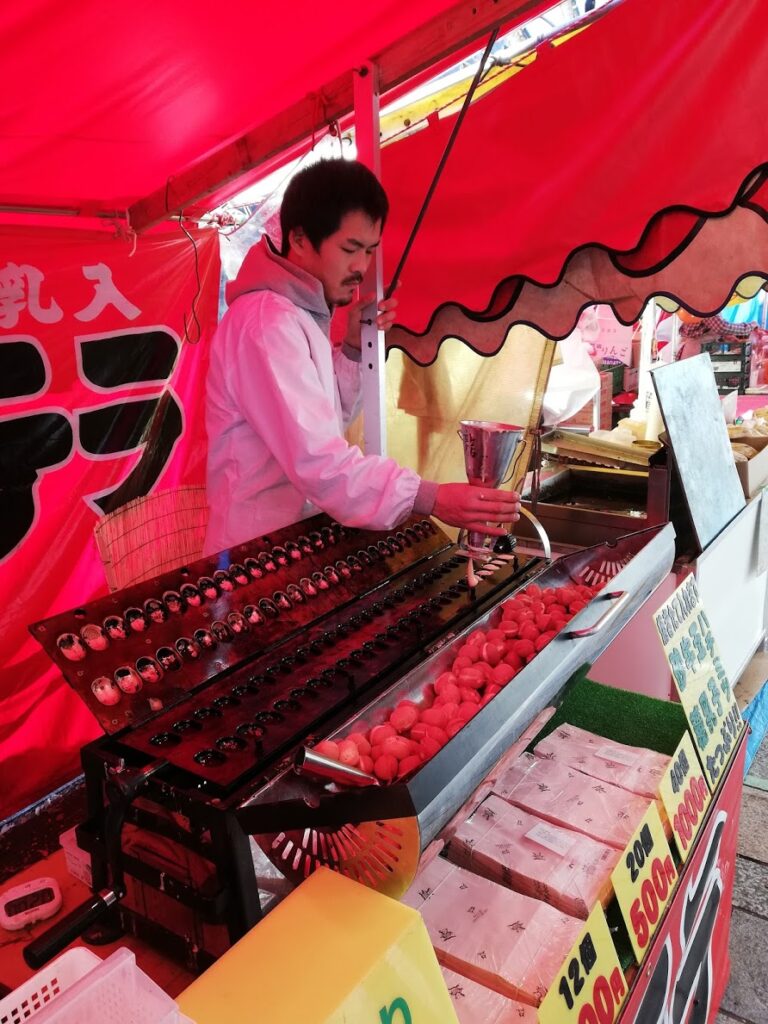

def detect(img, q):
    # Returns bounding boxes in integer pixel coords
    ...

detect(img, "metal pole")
[638,297,658,425]
[354,61,387,456]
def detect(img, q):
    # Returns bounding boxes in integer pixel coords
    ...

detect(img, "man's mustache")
[342,275,363,286]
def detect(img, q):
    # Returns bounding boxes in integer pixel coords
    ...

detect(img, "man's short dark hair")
[280,158,389,255]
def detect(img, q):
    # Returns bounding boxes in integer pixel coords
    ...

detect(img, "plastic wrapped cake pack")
[403,854,581,1006]
[446,792,621,919]
[441,967,538,1023]
[441,706,558,844]
[493,752,652,850]
[533,722,670,800]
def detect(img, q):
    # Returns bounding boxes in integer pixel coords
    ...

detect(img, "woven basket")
[93,486,209,592]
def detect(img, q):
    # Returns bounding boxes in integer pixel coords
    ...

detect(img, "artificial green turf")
[526,668,688,755]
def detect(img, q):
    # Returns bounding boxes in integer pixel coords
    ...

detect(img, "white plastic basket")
[0,948,194,1024]
[0,949,100,1024]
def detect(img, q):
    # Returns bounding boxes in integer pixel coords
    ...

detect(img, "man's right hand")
[431,483,521,536]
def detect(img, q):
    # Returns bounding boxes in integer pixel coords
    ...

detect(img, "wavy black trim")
[610,213,707,278]
[389,160,768,347]
[387,267,768,366]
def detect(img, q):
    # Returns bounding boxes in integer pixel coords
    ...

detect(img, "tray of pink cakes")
[311,578,604,784]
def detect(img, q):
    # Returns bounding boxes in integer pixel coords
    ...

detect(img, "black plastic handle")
[24,890,118,969]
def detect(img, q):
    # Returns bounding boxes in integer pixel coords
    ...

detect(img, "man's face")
[290,210,382,307]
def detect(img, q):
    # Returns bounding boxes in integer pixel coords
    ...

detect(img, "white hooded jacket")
[204,238,436,554]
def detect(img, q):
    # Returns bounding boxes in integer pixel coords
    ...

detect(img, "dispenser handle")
[518,507,552,561]
[564,590,630,639]
[24,889,120,969]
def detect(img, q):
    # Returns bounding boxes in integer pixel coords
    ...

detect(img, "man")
[204,159,520,554]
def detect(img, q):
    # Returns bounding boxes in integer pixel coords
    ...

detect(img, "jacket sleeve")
[332,342,363,426]
[226,294,422,530]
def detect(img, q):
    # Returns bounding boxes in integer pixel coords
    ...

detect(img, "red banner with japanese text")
[0,225,220,818]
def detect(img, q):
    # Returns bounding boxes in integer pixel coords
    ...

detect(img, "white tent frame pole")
[354,61,387,456]
[637,296,658,416]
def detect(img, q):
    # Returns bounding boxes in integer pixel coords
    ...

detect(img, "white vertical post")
[634,297,657,417]
[354,61,387,456]
[669,311,680,360]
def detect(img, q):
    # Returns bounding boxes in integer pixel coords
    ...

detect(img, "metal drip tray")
[518,465,667,547]
[535,466,648,512]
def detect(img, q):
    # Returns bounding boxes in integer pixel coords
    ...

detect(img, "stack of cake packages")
[404,720,670,1021]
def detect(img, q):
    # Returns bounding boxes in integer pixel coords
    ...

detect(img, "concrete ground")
[717,650,768,1024]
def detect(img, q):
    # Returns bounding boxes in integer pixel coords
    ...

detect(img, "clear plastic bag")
[533,723,670,800]
[542,329,600,426]
[441,967,537,1023]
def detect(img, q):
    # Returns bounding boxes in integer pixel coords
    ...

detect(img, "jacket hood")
[225,237,331,329]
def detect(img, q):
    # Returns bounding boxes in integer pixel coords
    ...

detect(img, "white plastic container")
[0,947,194,1024]
[0,948,100,1024]
[58,826,92,888]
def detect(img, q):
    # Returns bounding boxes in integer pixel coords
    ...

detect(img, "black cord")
[385,26,500,300]
[179,217,203,344]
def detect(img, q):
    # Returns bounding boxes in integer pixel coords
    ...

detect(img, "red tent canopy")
[0,0,554,224]
[382,0,768,358]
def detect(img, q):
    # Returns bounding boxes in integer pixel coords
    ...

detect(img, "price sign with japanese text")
[654,575,744,789]
[539,904,627,1024]
[659,730,712,863]
[611,803,678,962]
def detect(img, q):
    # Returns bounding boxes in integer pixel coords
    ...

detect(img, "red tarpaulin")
[0,0,481,217]
[382,0,768,359]
[0,227,220,818]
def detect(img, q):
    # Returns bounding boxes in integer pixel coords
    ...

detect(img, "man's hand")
[344,289,400,350]
[432,483,521,536]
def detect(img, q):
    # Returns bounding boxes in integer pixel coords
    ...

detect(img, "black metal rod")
[24,890,120,969]
[385,26,500,299]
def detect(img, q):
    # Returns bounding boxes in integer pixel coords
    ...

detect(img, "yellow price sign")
[538,904,627,1024]
[610,802,678,962]
[659,730,712,863]
[654,575,744,789]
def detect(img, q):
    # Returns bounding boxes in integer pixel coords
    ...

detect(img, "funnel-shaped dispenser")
[458,419,523,553]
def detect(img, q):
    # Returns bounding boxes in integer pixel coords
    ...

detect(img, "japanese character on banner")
[0,261,142,329]
[74,264,141,322]
[0,326,181,562]
[0,263,63,327]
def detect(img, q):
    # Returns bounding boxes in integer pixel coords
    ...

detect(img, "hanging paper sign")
[538,904,627,1024]
[579,305,635,366]
[610,803,678,963]
[658,730,712,863]
[653,575,744,789]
